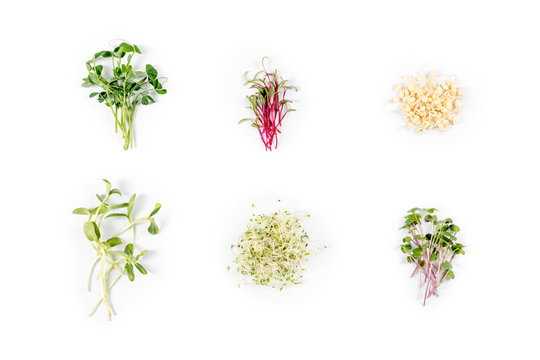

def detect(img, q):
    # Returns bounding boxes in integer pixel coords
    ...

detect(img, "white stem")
[86,257,100,292]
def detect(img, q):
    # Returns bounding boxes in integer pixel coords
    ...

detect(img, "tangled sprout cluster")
[233,210,316,289]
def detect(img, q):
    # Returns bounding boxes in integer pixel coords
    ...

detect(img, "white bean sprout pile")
[394,70,464,133]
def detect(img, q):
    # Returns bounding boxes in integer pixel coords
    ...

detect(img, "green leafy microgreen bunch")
[233,208,319,290]
[73,179,161,320]
[239,57,297,151]
[401,208,465,305]
[82,41,167,150]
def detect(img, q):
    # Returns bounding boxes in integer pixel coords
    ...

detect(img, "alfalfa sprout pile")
[233,209,320,289]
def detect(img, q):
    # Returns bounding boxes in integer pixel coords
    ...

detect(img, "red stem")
[248,71,291,151]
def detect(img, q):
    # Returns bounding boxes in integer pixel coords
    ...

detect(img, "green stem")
[112,217,148,237]
[131,217,136,245]
[93,193,110,225]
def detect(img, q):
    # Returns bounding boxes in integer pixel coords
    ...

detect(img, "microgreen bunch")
[233,209,317,290]
[73,179,161,320]
[239,57,297,151]
[400,208,465,305]
[82,41,167,150]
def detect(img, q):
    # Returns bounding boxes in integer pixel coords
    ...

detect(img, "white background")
[1,0,539,358]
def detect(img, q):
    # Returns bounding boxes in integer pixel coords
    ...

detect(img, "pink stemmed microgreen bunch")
[239,57,297,150]
[401,208,465,305]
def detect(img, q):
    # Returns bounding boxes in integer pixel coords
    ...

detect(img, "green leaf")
[443,232,457,241]
[113,44,133,58]
[135,263,147,275]
[133,44,141,54]
[135,250,148,261]
[125,263,135,281]
[95,65,103,76]
[401,244,412,253]
[102,179,111,194]
[118,42,134,53]
[156,89,167,95]
[105,213,129,219]
[124,243,134,257]
[149,203,161,217]
[127,194,136,217]
[83,221,100,241]
[148,219,159,235]
[238,118,253,124]
[105,237,122,247]
[89,92,99,98]
[449,224,460,233]
[94,51,112,59]
[110,202,128,209]
[441,261,453,270]
[109,188,122,196]
[90,206,109,215]
[412,248,423,259]
[455,249,466,255]
[426,208,437,213]
[89,73,100,84]
[447,270,455,279]
[404,214,420,223]
[146,64,158,81]
[402,236,411,243]
[72,207,91,215]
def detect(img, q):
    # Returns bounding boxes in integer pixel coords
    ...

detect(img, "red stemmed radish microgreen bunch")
[239,57,297,150]
[401,208,465,305]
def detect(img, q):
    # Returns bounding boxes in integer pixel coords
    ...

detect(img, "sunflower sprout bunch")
[233,207,320,290]
[72,179,161,320]
[239,57,297,151]
[400,208,465,305]
[82,41,167,150]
